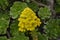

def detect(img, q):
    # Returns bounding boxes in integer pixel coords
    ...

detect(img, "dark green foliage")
[55,4,60,13]
[38,32,48,40]
[56,0,60,5]
[0,36,7,40]
[28,2,39,12]
[0,11,10,34]
[0,0,9,10]
[44,19,60,39]
[10,20,29,40]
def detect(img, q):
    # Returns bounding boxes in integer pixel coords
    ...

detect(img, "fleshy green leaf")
[11,33,29,40]
[0,0,9,10]
[25,0,30,3]
[38,32,48,40]
[56,0,60,5]
[0,36,7,40]
[0,11,10,34]
[44,19,60,39]
[10,20,19,36]
[38,7,51,19]
[28,2,39,12]
[10,20,29,40]
[55,4,60,13]
[10,1,28,19]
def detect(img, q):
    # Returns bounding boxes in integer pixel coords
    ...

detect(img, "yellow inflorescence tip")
[18,7,42,32]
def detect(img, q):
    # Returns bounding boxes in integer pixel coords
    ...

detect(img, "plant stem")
[30,31,38,40]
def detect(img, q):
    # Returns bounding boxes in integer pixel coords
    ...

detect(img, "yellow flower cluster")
[18,7,41,32]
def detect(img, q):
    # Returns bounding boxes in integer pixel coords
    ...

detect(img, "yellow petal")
[19,28,25,32]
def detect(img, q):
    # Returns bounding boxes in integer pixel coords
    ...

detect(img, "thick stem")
[30,31,38,40]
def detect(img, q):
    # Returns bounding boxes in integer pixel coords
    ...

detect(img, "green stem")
[30,31,38,40]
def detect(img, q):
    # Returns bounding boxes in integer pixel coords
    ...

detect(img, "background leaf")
[0,36,7,40]
[38,7,51,19]
[38,32,48,40]
[0,11,10,34]
[44,19,60,39]
[55,4,60,13]
[25,0,30,3]
[0,0,9,10]
[10,20,29,40]
[10,1,28,19]
[28,2,39,12]
[56,0,60,5]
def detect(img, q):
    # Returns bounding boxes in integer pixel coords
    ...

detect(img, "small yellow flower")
[19,28,26,32]
[18,7,42,32]
[26,27,35,31]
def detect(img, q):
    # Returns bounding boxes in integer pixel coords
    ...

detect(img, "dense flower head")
[18,7,41,32]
